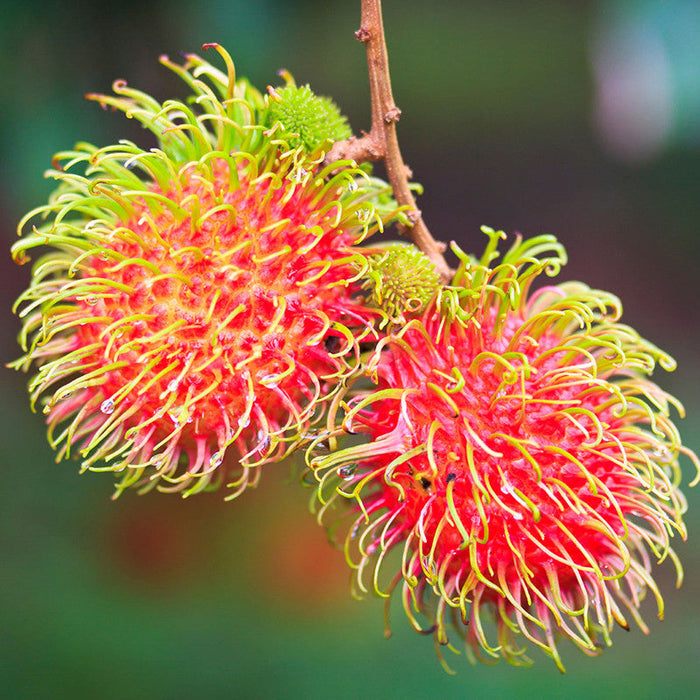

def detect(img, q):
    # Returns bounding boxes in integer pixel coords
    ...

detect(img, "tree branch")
[326,0,451,281]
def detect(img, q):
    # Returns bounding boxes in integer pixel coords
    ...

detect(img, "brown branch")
[326,0,451,281]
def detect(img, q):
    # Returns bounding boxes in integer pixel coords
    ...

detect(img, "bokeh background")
[1,1,699,698]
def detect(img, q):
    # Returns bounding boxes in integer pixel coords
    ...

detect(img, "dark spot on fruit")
[324,334,341,353]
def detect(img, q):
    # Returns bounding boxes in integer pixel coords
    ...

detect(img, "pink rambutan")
[11,45,398,499]
[310,227,698,670]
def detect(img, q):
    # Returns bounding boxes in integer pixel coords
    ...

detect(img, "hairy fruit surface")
[11,45,397,499]
[310,227,698,671]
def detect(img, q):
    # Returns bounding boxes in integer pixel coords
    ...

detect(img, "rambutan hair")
[309,226,699,671]
[11,44,401,499]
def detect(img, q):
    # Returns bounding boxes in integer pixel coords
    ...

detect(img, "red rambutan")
[11,45,398,499]
[310,227,698,670]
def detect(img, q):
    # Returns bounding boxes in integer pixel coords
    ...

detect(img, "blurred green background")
[1,1,699,698]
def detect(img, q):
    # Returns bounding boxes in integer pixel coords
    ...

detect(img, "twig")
[326,0,451,281]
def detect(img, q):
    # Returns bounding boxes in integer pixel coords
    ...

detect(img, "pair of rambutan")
[11,45,698,671]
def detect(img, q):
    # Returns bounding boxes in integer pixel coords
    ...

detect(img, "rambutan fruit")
[10,44,399,499]
[309,226,698,671]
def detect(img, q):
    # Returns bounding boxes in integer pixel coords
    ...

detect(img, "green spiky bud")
[363,243,441,325]
[265,74,352,152]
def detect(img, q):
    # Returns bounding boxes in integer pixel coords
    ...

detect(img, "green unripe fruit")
[364,244,441,325]
[266,77,352,152]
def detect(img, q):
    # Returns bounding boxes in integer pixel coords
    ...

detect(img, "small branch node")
[383,106,401,124]
[355,27,371,42]
[406,209,421,225]
[322,134,383,168]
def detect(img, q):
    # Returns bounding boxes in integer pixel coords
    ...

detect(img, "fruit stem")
[325,0,451,281]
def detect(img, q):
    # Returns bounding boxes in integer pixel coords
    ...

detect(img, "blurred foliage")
[1,1,699,698]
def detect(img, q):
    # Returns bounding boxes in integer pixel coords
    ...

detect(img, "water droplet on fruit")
[500,480,513,496]
[169,408,188,425]
[338,465,356,480]
[422,556,437,578]
[652,445,672,462]
[260,374,279,388]
[237,414,251,429]
[257,429,271,455]
[288,167,308,184]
